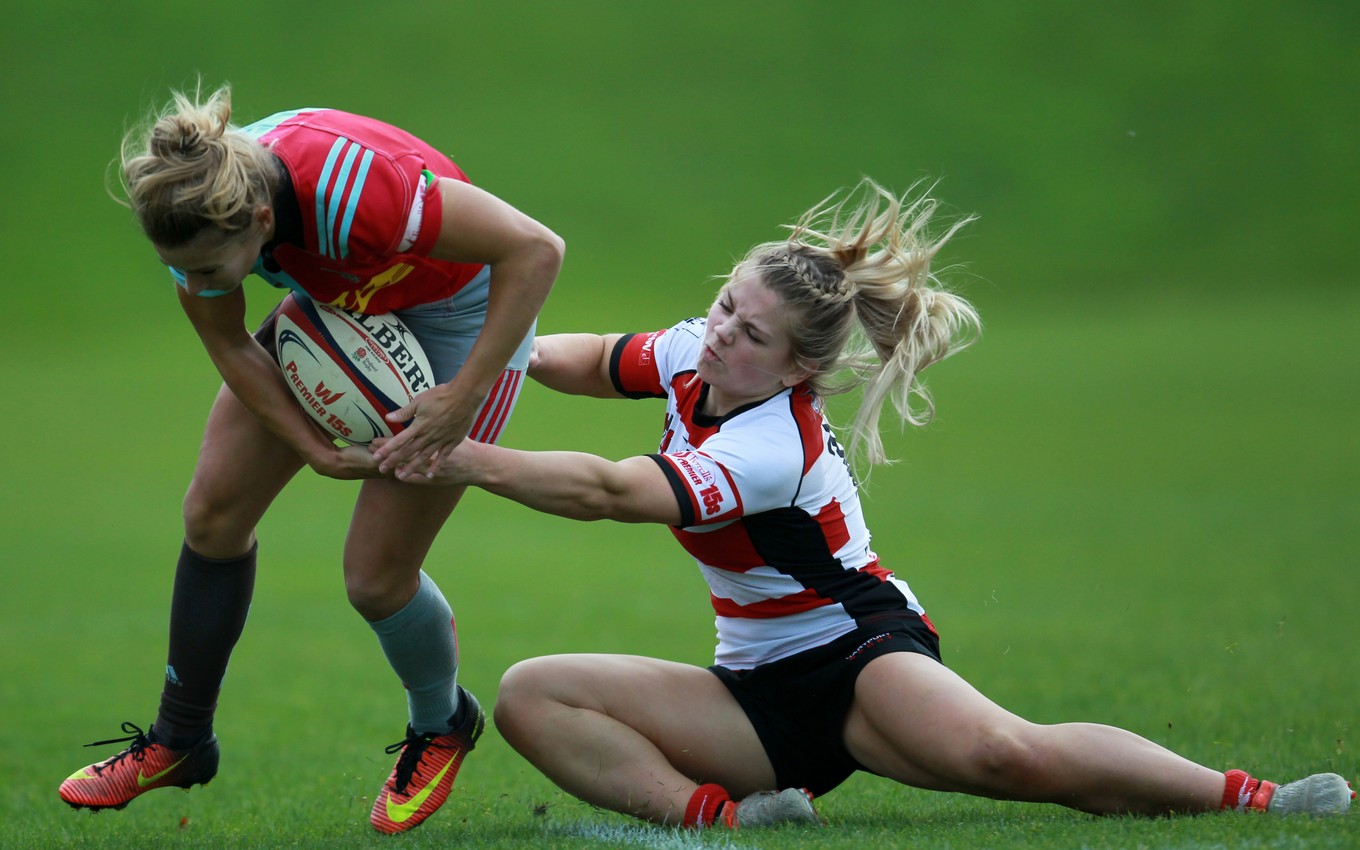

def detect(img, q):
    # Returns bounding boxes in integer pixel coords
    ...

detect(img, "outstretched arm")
[527,333,626,398]
[381,437,682,525]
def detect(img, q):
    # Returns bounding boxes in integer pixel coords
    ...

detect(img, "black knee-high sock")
[153,541,257,748]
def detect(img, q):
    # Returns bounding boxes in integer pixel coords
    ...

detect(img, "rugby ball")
[274,294,436,445]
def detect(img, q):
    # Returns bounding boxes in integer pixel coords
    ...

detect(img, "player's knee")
[495,658,559,746]
[497,657,558,706]
[181,482,248,553]
[495,655,573,739]
[965,723,1048,790]
[344,569,412,621]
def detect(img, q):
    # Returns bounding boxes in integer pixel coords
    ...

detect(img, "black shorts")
[252,300,284,356]
[709,613,942,797]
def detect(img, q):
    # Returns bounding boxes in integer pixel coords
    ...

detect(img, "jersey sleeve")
[608,330,668,398]
[403,170,443,256]
[608,317,704,399]
[650,424,804,527]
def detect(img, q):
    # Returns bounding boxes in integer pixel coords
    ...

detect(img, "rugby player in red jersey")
[60,83,563,834]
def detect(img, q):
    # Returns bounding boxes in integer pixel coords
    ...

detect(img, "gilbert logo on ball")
[274,294,435,445]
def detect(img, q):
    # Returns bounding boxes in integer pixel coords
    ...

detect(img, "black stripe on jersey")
[647,455,697,527]
[609,334,665,399]
[743,507,908,620]
[787,394,808,506]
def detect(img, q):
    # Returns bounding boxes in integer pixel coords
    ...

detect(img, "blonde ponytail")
[735,178,980,467]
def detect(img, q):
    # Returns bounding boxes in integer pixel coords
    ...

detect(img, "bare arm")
[373,179,564,475]
[177,286,379,479]
[387,438,682,525]
[377,331,682,521]
[528,333,626,398]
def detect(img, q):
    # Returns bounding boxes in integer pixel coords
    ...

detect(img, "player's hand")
[372,436,479,486]
[372,383,478,478]
[309,444,384,480]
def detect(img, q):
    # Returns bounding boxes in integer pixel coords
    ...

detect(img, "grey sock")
[368,571,460,734]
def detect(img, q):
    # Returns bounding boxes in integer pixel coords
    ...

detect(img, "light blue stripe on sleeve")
[315,138,348,258]
[325,142,361,260]
[337,149,374,259]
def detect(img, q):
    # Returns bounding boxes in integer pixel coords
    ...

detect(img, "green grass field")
[2,2,1356,848]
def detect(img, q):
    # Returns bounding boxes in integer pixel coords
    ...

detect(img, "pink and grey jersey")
[171,108,483,313]
[610,318,933,670]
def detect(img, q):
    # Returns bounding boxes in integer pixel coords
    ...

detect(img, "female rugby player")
[389,179,1352,828]
[60,83,564,834]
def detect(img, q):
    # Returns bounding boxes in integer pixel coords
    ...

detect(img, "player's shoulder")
[252,110,424,181]
[248,109,398,145]
[646,317,703,375]
[670,316,705,338]
[621,317,704,365]
[257,111,425,259]
[240,108,328,142]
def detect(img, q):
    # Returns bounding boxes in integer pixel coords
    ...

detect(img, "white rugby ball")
[274,294,436,445]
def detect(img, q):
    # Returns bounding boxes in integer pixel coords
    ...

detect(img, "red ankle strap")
[684,784,732,828]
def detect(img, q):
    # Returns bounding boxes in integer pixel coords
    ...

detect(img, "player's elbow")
[519,223,565,285]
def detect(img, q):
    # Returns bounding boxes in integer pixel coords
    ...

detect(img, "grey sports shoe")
[1266,773,1353,817]
[732,788,820,827]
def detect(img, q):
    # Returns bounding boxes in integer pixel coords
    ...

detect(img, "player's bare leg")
[61,384,303,811]
[496,654,786,825]
[346,478,483,833]
[185,382,307,557]
[844,652,1227,815]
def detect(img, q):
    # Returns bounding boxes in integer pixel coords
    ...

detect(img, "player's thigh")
[843,651,1033,792]
[501,654,776,793]
[184,382,305,556]
[343,477,465,584]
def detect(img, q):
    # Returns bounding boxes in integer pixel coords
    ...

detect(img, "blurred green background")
[2,2,1356,848]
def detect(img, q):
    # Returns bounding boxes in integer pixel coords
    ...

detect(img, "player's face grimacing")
[698,272,809,415]
[155,205,274,297]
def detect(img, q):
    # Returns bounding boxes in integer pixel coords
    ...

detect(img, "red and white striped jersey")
[610,318,931,670]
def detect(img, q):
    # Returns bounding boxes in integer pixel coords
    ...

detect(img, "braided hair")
[117,82,279,246]
[729,178,980,467]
